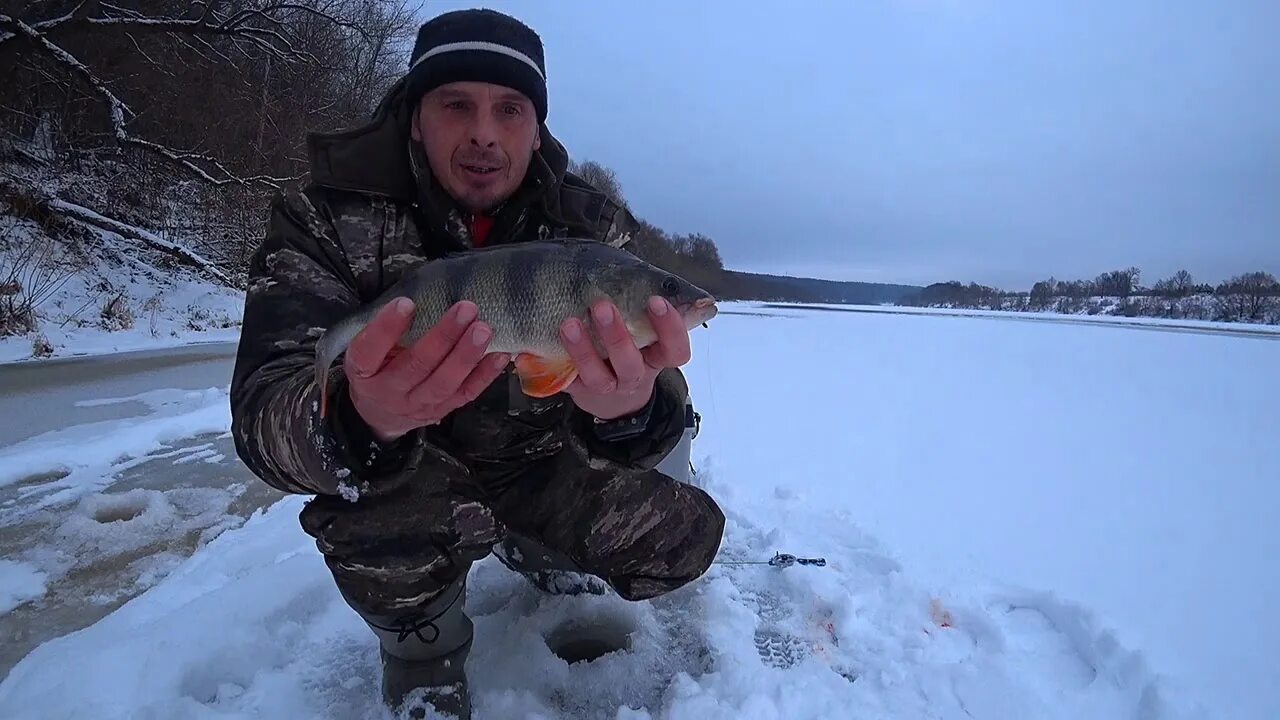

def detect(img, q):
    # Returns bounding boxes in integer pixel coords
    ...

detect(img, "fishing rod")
[715,551,827,568]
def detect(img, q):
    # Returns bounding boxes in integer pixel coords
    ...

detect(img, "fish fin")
[314,314,368,420]
[317,360,340,421]
[513,353,578,398]
[316,352,332,420]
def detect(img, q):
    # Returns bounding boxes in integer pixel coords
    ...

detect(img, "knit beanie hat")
[405,9,548,122]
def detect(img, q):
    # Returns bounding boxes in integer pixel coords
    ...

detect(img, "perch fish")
[314,239,718,417]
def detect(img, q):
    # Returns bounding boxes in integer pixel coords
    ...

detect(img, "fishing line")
[701,316,720,429]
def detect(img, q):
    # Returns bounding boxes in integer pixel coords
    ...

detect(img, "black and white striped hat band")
[411,41,546,82]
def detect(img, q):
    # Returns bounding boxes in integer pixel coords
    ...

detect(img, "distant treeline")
[900,268,1280,325]
[711,270,918,305]
[568,159,919,305]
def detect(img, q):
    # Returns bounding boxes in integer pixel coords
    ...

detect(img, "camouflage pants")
[297,425,725,619]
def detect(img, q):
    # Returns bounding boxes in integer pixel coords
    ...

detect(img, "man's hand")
[343,298,510,443]
[559,296,692,421]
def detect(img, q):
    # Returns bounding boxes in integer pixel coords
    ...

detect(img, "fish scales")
[441,252,476,323]
[451,245,584,357]
[501,247,532,348]
[504,244,552,354]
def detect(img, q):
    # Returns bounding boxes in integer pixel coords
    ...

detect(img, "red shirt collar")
[468,214,495,247]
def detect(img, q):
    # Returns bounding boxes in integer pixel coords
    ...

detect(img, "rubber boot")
[492,531,610,596]
[350,576,473,719]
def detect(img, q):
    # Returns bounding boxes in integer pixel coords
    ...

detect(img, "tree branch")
[0,177,237,288]
[124,31,174,77]
[49,197,237,287]
[4,1,369,52]
[0,14,300,189]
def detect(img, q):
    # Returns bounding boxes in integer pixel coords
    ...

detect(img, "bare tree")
[0,2,372,187]
[1153,269,1195,298]
[0,213,77,335]
[684,233,724,271]
[1029,278,1056,309]
[1094,267,1140,298]
[1170,269,1194,297]
[568,158,628,210]
[1216,271,1279,322]
[0,0,421,282]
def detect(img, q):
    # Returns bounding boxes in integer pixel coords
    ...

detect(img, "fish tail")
[314,315,367,419]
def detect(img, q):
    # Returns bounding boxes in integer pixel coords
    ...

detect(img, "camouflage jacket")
[229,77,690,499]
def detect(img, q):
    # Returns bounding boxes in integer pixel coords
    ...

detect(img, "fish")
[314,239,719,418]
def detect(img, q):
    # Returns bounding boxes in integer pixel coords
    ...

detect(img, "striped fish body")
[314,239,717,416]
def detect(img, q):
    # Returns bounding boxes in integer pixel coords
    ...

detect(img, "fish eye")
[661,276,680,295]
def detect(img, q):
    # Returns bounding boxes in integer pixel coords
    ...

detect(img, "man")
[228,7,725,719]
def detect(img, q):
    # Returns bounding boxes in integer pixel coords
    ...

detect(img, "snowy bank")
[1,198,244,365]
[0,263,244,364]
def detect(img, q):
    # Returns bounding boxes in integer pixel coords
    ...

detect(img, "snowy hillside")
[3,301,1275,719]
[0,186,245,364]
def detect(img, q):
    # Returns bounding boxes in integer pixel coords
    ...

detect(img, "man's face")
[413,81,542,214]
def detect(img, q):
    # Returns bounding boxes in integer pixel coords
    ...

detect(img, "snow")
[0,375,267,681]
[747,300,1280,337]
[45,197,235,286]
[0,490,1197,720]
[688,302,1279,719]
[0,387,234,514]
[1,301,1275,719]
[17,484,250,609]
[0,560,47,614]
[0,211,244,364]
[0,272,243,363]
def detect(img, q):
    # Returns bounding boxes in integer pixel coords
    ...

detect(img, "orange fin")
[513,353,578,397]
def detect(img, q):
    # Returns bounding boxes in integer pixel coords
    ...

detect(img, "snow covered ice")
[0,354,283,682]
[0,386,236,513]
[0,560,47,615]
[0,488,1201,720]
[1,301,1276,719]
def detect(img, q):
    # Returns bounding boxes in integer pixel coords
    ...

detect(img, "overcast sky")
[424,1,1279,288]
